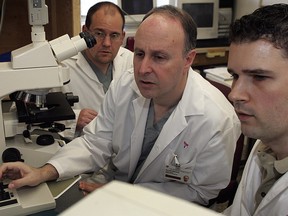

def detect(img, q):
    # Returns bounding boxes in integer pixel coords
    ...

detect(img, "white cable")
[122,9,138,24]
[0,0,7,34]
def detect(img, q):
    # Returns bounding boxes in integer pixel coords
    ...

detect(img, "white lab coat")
[48,68,241,205]
[58,47,133,137]
[224,140,288,216]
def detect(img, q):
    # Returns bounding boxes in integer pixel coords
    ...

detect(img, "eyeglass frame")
[88,29,123,42]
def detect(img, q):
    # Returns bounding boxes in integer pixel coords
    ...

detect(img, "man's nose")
[102,35,112,46]
[138,57,153,74]
[228,79,248,103]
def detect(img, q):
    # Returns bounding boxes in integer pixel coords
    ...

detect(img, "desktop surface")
[0,177,85,216]
[0,182,56,216]
[30,180,85,216]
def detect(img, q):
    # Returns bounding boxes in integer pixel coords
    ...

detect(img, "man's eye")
[253,75,267,81]
[230,73,239,79]
[135,52,144,58]
[95,32,104,37]
[154,55,166,61]
[111,33,120,39]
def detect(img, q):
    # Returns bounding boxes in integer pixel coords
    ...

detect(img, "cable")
[122,9,138,23]
[0,0,7,34]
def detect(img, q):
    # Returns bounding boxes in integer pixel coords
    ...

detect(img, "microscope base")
[5,134,63,167]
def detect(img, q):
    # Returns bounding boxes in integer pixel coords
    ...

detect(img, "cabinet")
[0,0,81,54]
[193,47,229,69]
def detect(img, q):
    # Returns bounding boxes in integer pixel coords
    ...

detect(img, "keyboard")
[0,181,56,216]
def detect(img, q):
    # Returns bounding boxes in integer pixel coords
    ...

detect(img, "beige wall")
[0,0,80,54]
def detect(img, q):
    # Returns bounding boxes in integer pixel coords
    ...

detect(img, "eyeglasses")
[90,30,122,42]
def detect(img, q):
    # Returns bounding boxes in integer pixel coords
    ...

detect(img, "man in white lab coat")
[60,2,133,138]
[224,4,288,216]
[0,5,240,206]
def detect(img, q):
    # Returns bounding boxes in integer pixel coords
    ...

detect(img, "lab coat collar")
[130,68,205,115]
[76,50,127,82]
[116,46,127,57]
[129,96,150,179]
[130,74,142,97]
[255,172,288,214]
[132,69,206,181]
[75,52,101,82]
[177,68,205,116]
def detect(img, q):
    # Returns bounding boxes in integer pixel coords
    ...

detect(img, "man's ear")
[184,49,196,69]
[121,31,126,43]
[82,25,88,32]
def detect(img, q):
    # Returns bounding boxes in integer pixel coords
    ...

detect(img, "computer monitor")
[177,0,219,40]
[117,0,157,27]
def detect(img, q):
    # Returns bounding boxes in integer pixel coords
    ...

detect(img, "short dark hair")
[85,1,125,30]
[142,5,197,54]
[229,4,288,57]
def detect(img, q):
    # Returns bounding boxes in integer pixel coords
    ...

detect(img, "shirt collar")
[274,157,288,174]
[257,141,288,174]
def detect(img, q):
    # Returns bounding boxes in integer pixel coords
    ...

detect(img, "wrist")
[39,164,59,182]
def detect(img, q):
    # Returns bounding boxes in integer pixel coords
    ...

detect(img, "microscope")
[0,0,96,167]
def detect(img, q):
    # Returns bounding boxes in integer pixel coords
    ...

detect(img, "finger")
[80,109,97,116]
[79,181,93,192]
[0,162,21,179]
[8,179,27,189]
[78,181,102,193]
[78,115,95,123]
[8,174,40,189]
[87,110,98,116]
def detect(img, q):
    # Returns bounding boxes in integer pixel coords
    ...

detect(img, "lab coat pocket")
[163,150,194,184]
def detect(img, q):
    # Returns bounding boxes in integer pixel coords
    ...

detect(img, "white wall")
[81,0,172,18]
[234,0,288,20]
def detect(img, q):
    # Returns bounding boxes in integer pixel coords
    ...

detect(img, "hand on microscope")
[76,109,98,131]
[0,162,59,189]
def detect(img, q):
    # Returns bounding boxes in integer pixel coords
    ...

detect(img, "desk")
[193,47,229,68]
[30,179,84,216]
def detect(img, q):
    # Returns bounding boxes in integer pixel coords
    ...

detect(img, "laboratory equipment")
[0,0,96,167]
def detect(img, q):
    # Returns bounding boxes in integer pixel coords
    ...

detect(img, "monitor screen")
[182,3,214,28]
[177,0,219,40]
[122,0,154,15]
[118,0,157,26]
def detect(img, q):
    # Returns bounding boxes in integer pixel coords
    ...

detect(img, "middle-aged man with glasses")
[59,2,133,138]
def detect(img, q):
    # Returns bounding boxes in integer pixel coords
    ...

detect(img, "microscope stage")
[16,92,75,124]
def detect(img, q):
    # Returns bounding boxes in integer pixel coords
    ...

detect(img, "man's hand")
[0,162,58,189]
[78,181,104,195]
[76,109,98,131]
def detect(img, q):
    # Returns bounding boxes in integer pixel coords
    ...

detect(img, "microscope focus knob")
[2,148,24,163]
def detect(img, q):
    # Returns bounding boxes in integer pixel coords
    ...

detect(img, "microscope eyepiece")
[79,31,97,48]
[50,32,97,62]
